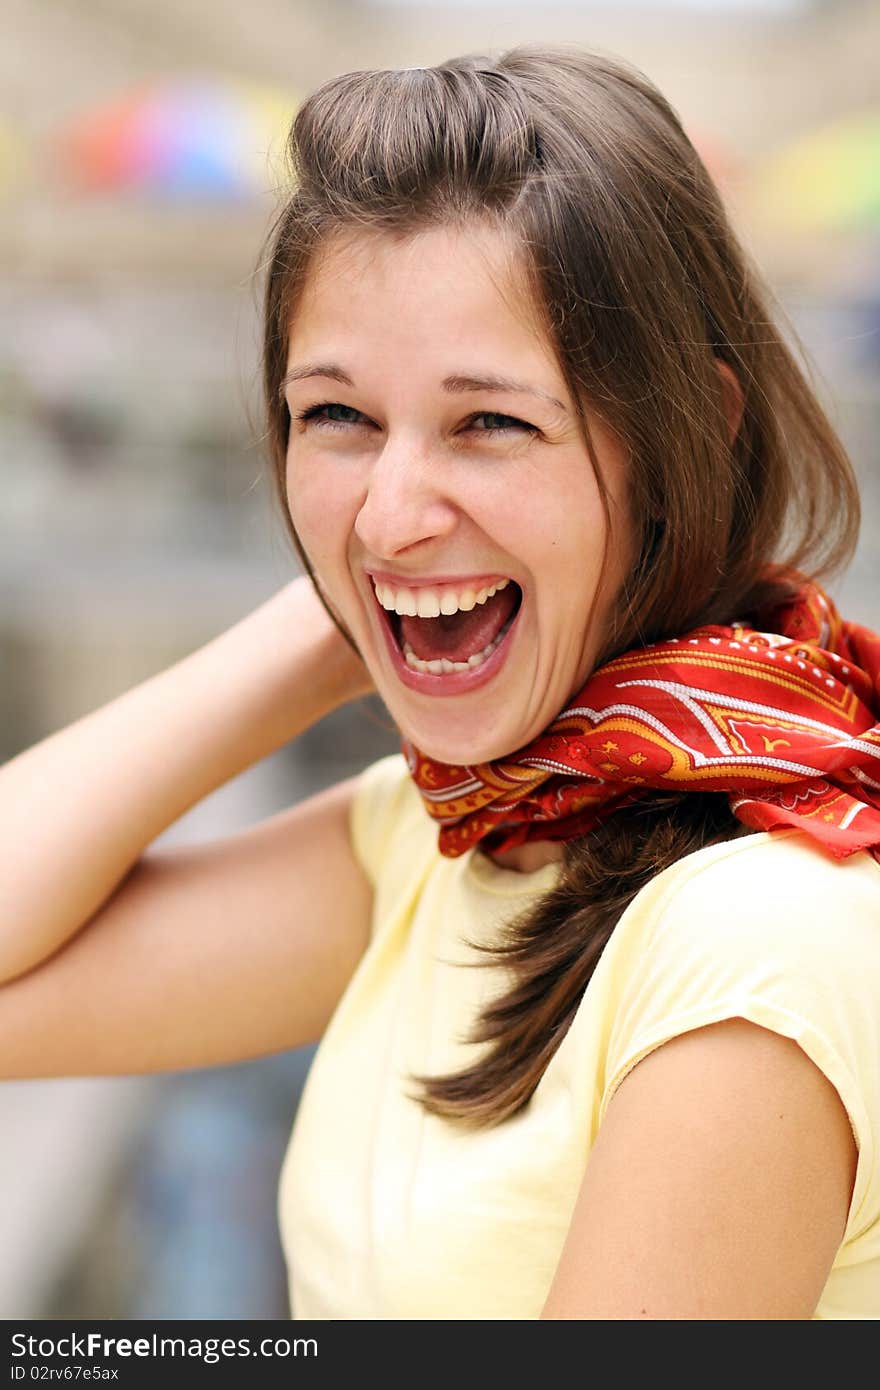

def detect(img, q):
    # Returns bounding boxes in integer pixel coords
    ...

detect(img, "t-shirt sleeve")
[348,752,439,947]
[600,831,880,1248]
[349,752,416,889]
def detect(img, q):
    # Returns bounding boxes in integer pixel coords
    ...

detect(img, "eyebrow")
[279,362,568,413]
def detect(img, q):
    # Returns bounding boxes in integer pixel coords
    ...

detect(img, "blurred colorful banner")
[747,110,880,235]
[55,77,300,200]
[687,126,743,197]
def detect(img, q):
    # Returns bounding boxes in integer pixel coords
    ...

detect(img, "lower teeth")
[402,612,516,675]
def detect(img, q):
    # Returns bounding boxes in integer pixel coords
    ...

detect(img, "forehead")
[288,222,552,360]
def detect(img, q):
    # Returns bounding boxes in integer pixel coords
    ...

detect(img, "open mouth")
[377,579,523,676]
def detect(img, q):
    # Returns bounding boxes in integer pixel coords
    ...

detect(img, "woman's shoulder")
[588,827,880,1251]
[598,826,880,1126]
[625,825,880,961]
[600,826,880,1032]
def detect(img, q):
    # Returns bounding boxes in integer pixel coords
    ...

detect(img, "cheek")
[471,465,608,591]
[285,452,353,561]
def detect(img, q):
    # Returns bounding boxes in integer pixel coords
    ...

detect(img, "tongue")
[400,585,519,663]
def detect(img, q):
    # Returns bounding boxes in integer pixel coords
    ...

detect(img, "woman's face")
[284,222,634,764]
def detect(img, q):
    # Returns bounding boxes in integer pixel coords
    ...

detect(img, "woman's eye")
[293,402,536,438]
[294,402,366,431]
[468,412,536,437]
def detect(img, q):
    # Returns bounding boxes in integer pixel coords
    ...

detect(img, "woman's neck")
[480,839,566,873]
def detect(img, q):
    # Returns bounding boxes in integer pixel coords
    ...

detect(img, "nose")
[353,439,458,561]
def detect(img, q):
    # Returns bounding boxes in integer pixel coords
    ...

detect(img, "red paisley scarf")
[402,571,880,865]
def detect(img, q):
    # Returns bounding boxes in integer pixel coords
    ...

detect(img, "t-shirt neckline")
[464,844,565,896]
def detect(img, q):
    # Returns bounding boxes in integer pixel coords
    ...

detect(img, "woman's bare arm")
[540,1018,857,1319]
[0,773,373,1077]
[0,575,380,1076]
[0,574,371,984]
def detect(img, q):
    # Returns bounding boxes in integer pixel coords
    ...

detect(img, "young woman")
[2,45,879,1320]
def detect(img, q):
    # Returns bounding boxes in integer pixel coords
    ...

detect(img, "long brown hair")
[258,44,861,1127]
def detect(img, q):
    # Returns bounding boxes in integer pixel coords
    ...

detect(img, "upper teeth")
[372,576,511,619]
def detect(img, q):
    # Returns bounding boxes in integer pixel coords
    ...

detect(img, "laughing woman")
[2,46,880,1319]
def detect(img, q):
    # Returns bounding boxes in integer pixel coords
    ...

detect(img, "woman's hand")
[293,571,377,709]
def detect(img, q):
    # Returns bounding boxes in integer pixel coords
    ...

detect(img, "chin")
[397,724,523,768]
[423,744,501,767]
[391,697,556,766]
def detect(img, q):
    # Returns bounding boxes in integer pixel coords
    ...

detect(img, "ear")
[715,357,745,447]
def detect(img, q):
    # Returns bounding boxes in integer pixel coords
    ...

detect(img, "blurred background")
[1,0,877,1320]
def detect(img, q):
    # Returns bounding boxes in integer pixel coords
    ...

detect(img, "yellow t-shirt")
[278,752,880,1320]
